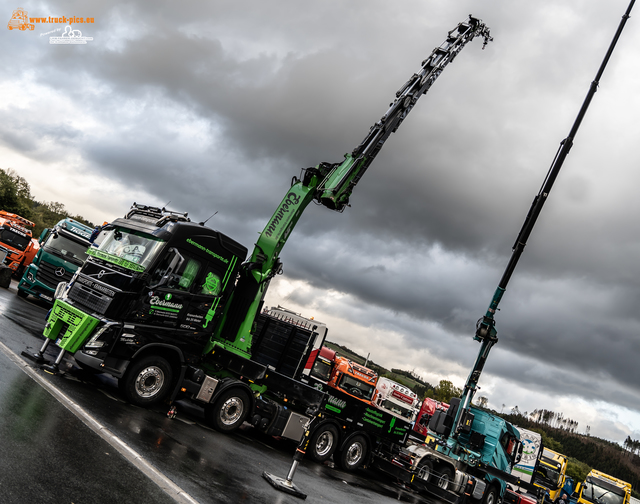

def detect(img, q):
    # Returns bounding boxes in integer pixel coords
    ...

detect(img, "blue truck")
[17,218,93,303]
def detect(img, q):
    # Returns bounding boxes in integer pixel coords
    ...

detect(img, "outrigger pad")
[262,472,307,500]
[21,350,50,365]
[40,363,60,375]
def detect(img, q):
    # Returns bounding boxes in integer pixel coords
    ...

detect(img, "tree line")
[0,168,94,236]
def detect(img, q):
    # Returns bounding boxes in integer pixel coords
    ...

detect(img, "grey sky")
[2,0,640,442]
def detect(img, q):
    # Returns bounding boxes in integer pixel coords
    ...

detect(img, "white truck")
[372,377,420,422]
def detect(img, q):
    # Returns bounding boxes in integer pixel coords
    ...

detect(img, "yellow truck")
[573,470,631,504]
[534,448,569,502]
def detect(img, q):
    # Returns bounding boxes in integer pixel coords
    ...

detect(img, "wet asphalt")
[0,280,433,504]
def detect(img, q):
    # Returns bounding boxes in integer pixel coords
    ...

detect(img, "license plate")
[55,338,62,347]
[40,294,53,301]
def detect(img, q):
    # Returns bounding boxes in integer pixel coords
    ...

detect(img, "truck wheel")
[119,355,173,406]
[205,388,250,433]
[0,269,12,289]
[483,485,498,504]
[309,424,339,462]
[335,435,368,472]
[13,265,25,280]
[436,466,454,490]
[416,459,433,483]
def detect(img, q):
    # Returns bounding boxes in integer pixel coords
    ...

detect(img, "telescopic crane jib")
[216,15,493,360]
[450,0,635,442]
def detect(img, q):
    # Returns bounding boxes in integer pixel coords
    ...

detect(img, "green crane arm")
[450,0,635,440]
[208,16,493,357]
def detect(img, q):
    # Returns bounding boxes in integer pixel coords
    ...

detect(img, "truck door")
[146,250,229,334]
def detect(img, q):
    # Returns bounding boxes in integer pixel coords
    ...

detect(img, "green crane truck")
[29,15,491,409]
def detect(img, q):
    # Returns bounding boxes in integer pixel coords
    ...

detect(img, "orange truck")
[0,210,40,282]
[325,355,378,404]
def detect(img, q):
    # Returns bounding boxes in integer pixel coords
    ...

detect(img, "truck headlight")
[85,324,120,349]
[85,326,109,348]
[54,282,68,300]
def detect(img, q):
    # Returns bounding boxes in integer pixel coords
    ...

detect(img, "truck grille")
[68,281,112,315]
[37,260,74,289]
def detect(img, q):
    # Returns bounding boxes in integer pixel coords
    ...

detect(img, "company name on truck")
[325,395,347,413]
[7,223,28,237]
[149,296,183,310]
[186,239,229,264]
[76,276,116,297]
[264,192,301,238]
[68,227,91,239]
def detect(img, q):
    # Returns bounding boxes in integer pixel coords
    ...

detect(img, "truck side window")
[149,250,202,292]
[177,258,200,289]
[199,264,226,296]
[201,271,221,295]
[168,256,201,291]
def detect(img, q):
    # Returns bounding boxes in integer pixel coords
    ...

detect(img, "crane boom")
[209,16,492,357]
[451,0,635,439]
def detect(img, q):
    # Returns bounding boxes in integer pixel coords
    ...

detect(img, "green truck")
[18,218,93,303]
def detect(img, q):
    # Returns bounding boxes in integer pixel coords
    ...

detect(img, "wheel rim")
[418,463,431,481]
[219,396,244,426]
[134,366,165,398]
[315,431,335,457]
[345,441,364,466]
[486,491,496,504]
[438,472,451,490]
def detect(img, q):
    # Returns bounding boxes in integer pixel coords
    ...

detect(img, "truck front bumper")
[74,351,129,378]
[18,265,55,302]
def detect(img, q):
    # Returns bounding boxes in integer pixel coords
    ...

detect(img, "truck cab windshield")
[310,359,332,381]
[339,375,375,400]
[0,227,30,250]
[380,399,414,419]
[536,462,562,489]
[97,227,164,269]
[44,232,89,263]
[582,481,625,504]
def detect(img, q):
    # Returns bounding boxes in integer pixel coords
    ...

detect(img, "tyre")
[483,485,498,504]
[0,268,12,289]
[205,388,250,432]
[119,355,173,406]
[335,435,368,472]
[13,265,25,280]
[416,459,433,483]
[308,423,339,462]
[17,289,29,299]
[436,466,454,490]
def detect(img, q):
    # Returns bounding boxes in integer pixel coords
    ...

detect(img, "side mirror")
[149,248,184,289]
[513,440,523,464]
